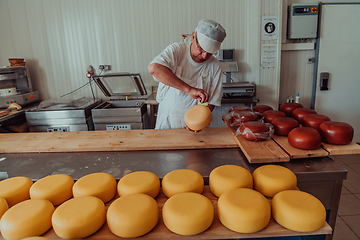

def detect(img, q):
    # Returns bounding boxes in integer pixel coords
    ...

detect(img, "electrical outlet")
[99,65,111,71]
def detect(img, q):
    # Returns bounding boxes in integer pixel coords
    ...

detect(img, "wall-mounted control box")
[287,4,319,39]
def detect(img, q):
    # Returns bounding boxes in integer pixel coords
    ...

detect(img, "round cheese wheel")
[73,172,116,203]
[52,196,106,239]
[184,105,212,131]
[272,190,326,232]
[162,169,204,198]
[252,104,273,113]
[107,193,159,238]
[272,117,299,136]
[117,171,160,198]
[288,127,322,150]
[239,121,273,141]
[0,176,33,207]
[0,199,54,240]
[228,106,251,113]
[0,196,9,219]
[230,111,257,128]
[21,237,51,240]
[262,110,286,123]
[209,165,253,197]
[291,108,317,124]
[162,192,213,235]
[30,174,74,206]
[319,121,354,145]
[253,165,297,198]
[280,103,303,117]
[218,188,271,233]
[302,114,331,131]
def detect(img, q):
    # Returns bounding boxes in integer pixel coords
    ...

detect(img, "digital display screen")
[223,50,233,60]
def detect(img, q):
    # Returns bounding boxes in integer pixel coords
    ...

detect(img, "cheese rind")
[52,196,106,239]
[72,172,116,203]
[162,192,214,235]
[184,105,212,131]
[0,176,33,207]
[30,174,74,206]
[272,190,326,232]
[218,188,271,233]
[253,165,297,197]
[0,199,54,240]
[0,196,9,219]
[209,165,253,197]
[117,171,160,198]
[107,193,159,238]
[162,169,204,198]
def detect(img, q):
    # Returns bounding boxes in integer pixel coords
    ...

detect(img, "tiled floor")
[330,154,360,240]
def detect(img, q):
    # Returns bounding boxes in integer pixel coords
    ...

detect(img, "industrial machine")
[222,81,256,99]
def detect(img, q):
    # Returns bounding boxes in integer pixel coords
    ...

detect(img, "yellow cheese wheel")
[72,172,116,203]
[117,171,160,198]
[21,237,51,240]
[272,190,326,232]
[184,105,212,131]
[52,196,106,239]
[107,193,159,238]
[253,165,297,197]
[0,196,9,219]
[218,188,271,233]
[162,169,204,198]
[0,176,33,207]
[30,174,74,206]
[162,192,214,235]
[0,199,54,240]
[209,165,253,197]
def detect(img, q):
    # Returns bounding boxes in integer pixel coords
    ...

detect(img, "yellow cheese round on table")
[253,165,297,197]
[209,165,253,197]
[107,193,159,238]
[21,237,51,240]
[218,188,271,233]
[162,192,214,235]
[0,176,33,207]
[0,199,54,240]
[184,105,212,131]
[272,190,326,232]
[52,196,106,239]
[162,169,204,198]
[30,174,74,206]
[72,172,116,203]
[117,171,160,198]
[0,196,9,218]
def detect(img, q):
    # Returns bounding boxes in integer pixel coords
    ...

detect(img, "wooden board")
[0,128,238,153]
[223,119,237,135]
[272,135,329,159]
[321,141,360,155]
[0,186,331,240]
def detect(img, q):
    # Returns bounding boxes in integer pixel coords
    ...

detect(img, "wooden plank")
[0,128,238,153]
[272,135,329,159]
[321,141,360,155]
[0,186,331,240]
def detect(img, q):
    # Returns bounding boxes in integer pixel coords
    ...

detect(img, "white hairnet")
[195,19,226,54]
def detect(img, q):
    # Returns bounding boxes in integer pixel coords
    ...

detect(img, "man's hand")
[187,87,209,103]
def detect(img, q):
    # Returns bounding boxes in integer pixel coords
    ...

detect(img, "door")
[314,3,360,143]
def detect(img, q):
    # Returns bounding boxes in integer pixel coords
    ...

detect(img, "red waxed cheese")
[319,121,354,145]
[230,111,258,128]
[239,121,272,141]
[262,110,286,123]
[303,114,331,131]
[272,117,299,136]
[229,106,251,113]
[252,105,273,113]
[288,127,322,150]
[292,108,317,124]
[280,103,303,117]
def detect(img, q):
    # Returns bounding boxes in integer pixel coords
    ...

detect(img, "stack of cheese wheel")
[280,103,303,117]
[229,106,251,112]
[184,104,212,131]
[319,121,354,145]
[72,172,117,203]
[238,121,274,141]
[117,171,160,198]
[252,104,273,113]
[292,108,317,124]
[0,199,54,240]
[218,188,271,233]
[209,165,253,197]
[162,169,204,198]
[230,111,258,128]
[288,127,322,150]
[52,196,106,239]
[0,176,33,207]
[272,190,326,232]
[302,114,331,131]
[107,193,159,238]
[262,110,286,123]
[272,117,299,136]
[253,165,297,197]
[30,174,74,206]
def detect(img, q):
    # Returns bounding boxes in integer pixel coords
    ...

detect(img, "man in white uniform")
[148,19,226,129]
